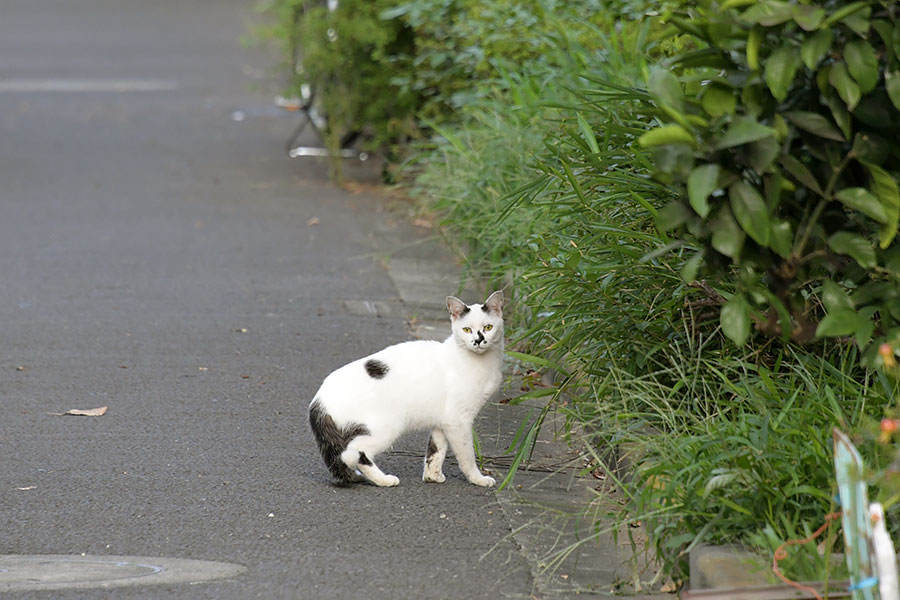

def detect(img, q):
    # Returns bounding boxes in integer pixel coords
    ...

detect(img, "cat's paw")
[423,471,446,483]
[470,474,496,487]
[376,474,400,487]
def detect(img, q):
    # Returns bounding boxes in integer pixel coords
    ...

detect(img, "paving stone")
[689,544,773,589]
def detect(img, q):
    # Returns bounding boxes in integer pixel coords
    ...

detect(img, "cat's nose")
[475,331,485,345]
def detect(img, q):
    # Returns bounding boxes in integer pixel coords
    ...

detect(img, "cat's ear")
[446,296,469,319]
[483,290,504,315]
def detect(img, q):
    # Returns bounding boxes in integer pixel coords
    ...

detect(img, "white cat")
[308,291,504,487]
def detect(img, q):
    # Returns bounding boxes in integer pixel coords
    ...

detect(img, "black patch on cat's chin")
[364,359,389,379]
[358,451,373,466]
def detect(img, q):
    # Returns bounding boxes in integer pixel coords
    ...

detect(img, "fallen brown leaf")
[307,216,320,226]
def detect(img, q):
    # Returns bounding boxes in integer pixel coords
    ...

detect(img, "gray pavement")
[0,1,662,598]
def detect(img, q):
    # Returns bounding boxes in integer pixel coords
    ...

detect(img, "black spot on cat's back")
[364,359,389,379]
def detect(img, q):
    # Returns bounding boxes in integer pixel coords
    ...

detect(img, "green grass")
[405,11,897,586]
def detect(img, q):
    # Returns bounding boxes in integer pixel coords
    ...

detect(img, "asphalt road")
[0,1,534,597]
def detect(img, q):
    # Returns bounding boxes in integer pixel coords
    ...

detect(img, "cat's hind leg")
[423,429,448,483]
[341,436,399,487]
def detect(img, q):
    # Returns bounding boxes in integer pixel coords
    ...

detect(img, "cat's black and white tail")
[308,399,368,484]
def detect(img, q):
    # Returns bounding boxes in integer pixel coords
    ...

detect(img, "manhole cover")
[0,555,246,592]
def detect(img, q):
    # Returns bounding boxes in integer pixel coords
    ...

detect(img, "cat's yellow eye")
[483,324,493,332]
[462,327,472,333]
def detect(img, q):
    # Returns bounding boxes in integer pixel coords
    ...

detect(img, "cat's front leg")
[423,429,448,483]
[443,423,496,487]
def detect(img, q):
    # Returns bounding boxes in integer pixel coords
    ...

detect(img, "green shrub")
[256,0,655,155]
[257,0,420,151]
[641,0,900,367]
[408,0,900,586]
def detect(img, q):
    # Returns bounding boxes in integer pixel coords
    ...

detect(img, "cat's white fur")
[308,291,504,487]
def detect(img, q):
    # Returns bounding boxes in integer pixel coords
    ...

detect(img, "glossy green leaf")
[721,293,751,346]
[855,307,877,349]
[816,308,859,337]
[872,20,894,58]
[747,26,762,71]
[639,125,694,148]
[687,164,720,218]
[722,0,756,8]
[779,155,824,195]
[801,29,833,69]
[822,279,854,312]
[835,187,887,223]
[886,71,900,113]
[710,205,745,259]
[894,21,900,65]
[783,111,845,142]
[820,92,852,141]
[852,132,890,165]
[841,5,871,36]
[650,144,694,178]
[656,201,692,232]
[765,45,801,102]
[827,232,876,269]
[742,1,793,26]
[844,40,879,93]
[865,162,900,248]
[885,247,900,276]
[746,135,780,173]
[829,62,861,110]
[792,4,825,31]
[730,181,771,246]
[770,219,792,258]
[648,67,684,113]
[701,84,736,117]
[715,116,776,149]
[822,2,869,27]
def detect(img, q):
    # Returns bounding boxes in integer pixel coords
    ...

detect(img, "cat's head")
[446,291,504,354]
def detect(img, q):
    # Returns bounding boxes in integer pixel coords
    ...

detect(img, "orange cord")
[771,511,842,600]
